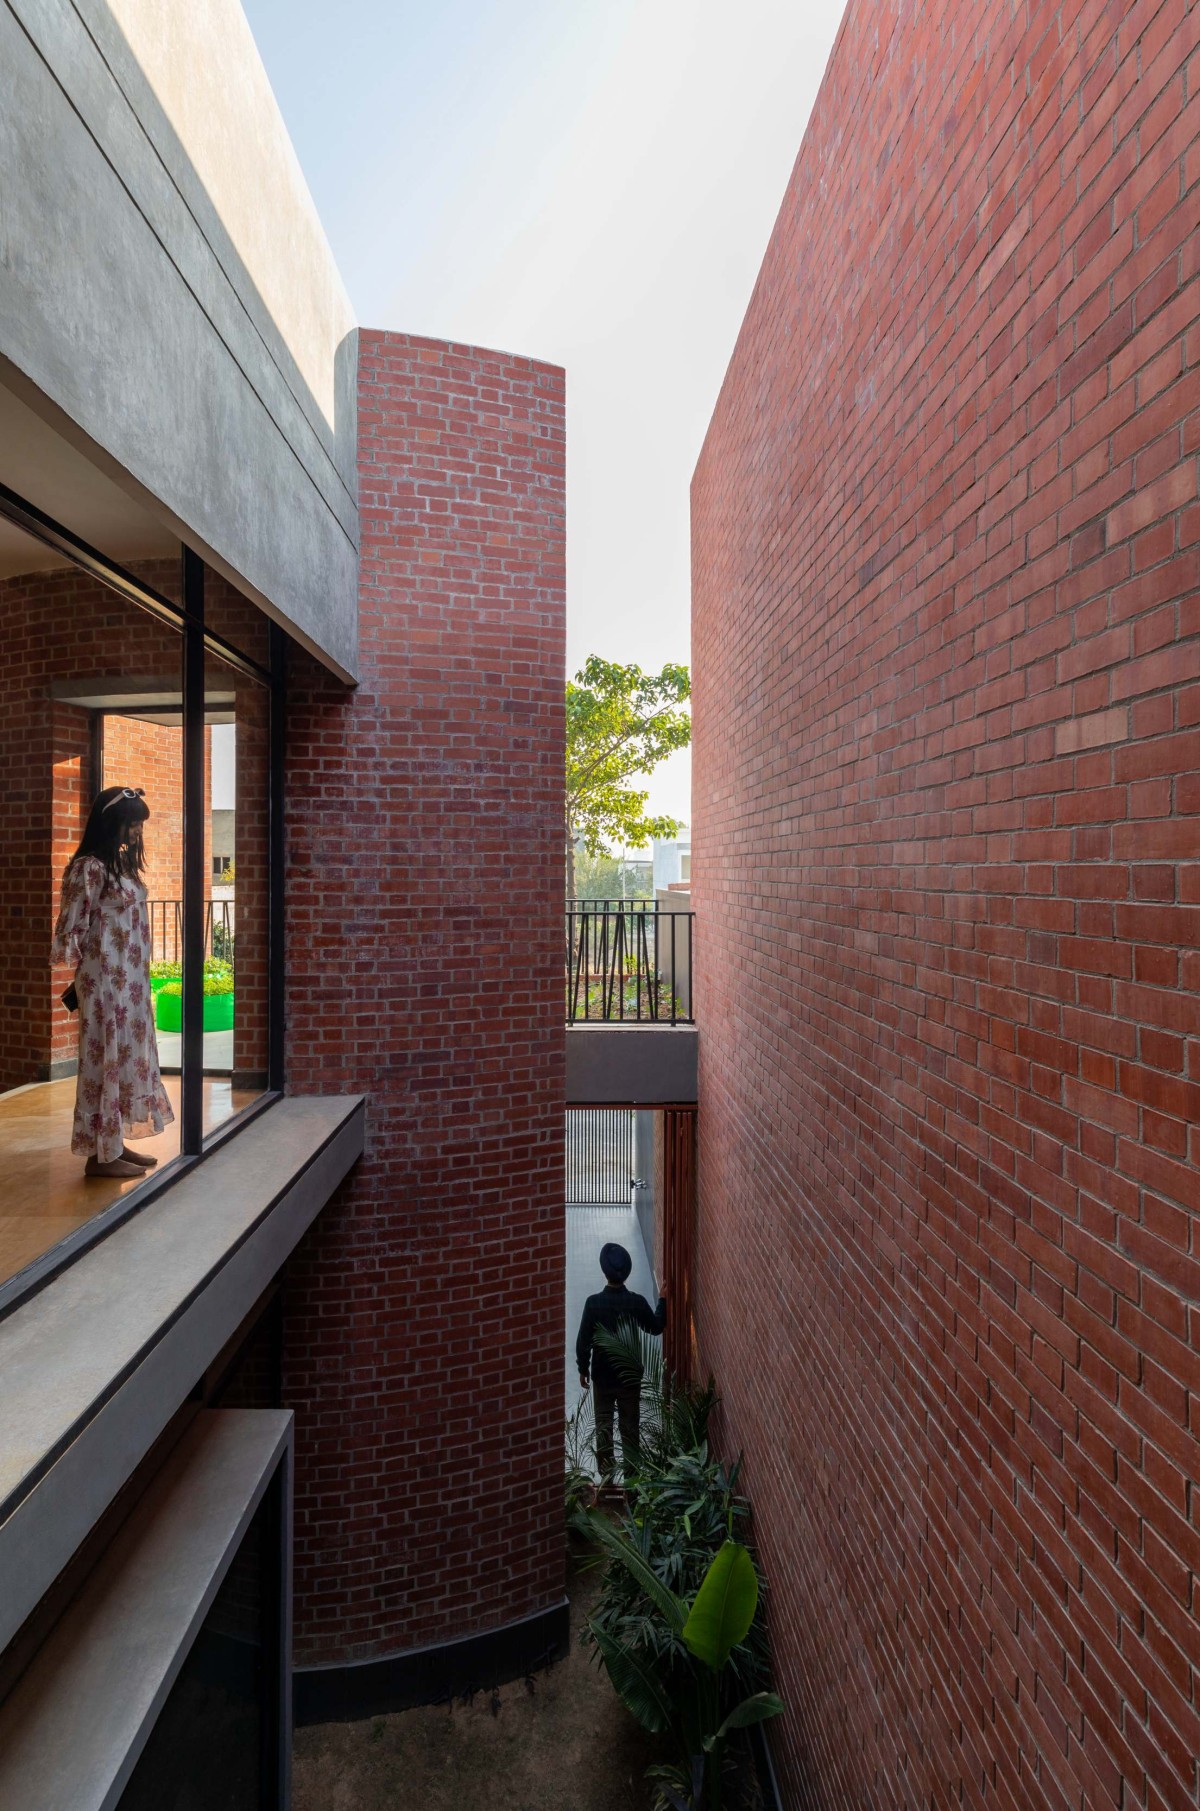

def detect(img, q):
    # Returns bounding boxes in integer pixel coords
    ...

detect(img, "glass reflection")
[202,647,270,1136]
[0,524,183,1288]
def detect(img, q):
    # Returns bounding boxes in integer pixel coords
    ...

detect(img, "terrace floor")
[0,1071,254,1288]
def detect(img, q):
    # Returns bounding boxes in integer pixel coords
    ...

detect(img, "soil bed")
[293,1555,660,1811]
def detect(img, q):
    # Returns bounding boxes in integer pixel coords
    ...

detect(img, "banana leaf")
[704,1691,785,1750]
[681,1541,759,1671]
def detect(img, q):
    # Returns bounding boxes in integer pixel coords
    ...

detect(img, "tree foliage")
[566,656,691,892]
[573,849,653,901]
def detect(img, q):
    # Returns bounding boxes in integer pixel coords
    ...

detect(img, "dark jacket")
[576,1283,667,1390]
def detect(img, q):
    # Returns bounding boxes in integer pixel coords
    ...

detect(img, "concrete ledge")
[0,1094,364,1650]
[566,1024,697,1105]
[294,1597,571,1726]
[0,1411,291,1811]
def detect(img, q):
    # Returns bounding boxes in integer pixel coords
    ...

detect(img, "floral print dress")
[50,856,174,1162]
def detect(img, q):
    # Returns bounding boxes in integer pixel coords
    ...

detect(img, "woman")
[51,785,174,1179]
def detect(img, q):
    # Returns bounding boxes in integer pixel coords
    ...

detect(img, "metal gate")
[566,1109,635,1206]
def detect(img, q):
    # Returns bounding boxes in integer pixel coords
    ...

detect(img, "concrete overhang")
[0,1410,292,1810]
[0,1094,364,1652]
[0,0,360,681]
[566,1025,697,1106]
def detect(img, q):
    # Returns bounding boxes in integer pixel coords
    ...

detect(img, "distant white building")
[652,827,691,892]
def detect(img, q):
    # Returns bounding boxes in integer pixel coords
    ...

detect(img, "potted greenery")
[153,959,234,1033]
[148,959,181,996]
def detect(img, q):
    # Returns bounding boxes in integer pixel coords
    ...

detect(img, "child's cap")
[600,1242,632,1282]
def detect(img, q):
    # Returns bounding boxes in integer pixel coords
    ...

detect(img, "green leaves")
[578,1509,687,1634]
[592,1624,676,1734]
[566,656,691,880]
[682,1543,760,1672]
[706,1692,785,1749]
[575,1348,781,1810]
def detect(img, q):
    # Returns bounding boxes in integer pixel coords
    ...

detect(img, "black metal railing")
[147,898,235,965]
[566,901,693,1025]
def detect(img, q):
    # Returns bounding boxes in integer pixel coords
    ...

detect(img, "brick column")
[283,332,566,1669]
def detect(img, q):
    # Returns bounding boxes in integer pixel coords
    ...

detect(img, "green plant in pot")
[148,959,181,995]
[154,959,234,1033]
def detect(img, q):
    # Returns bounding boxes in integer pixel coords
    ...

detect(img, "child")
[575,1242,667,1481]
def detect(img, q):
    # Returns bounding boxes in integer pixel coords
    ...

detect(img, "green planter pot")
[149,974,175,996]
[203,991,235,1032]
[154,991,234,1034]
[155,990,182,1033]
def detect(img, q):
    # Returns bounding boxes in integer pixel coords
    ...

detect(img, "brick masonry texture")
[282,331,566,1665]
[692,3,1200,1806]
[0,557,268,1091]
[0,562,186,1088]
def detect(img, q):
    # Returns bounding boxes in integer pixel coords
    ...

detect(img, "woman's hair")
[66,786,150,885]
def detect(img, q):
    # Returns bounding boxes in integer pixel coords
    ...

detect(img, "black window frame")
[0,483,286,1321]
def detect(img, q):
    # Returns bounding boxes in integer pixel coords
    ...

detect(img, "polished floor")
[0,1071,256,1289]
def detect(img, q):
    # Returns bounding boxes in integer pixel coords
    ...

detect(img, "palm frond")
[577,1508,688,1632]
[591,1623,676,1733]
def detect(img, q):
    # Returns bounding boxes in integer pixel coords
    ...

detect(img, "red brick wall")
[0,560,265,1090]
[282,331,566,1664]
[100,713,201,908]
[692,3,1200,1806]
[0,562,183,1089]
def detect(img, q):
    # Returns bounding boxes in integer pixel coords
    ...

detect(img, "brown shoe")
[121,1146,158,1169]
[84,1157,144,1179]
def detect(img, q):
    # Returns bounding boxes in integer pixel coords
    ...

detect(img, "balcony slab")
[565,1023,697,1105]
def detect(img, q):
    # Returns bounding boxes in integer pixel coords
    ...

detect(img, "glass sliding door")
[0,516,185,1289]
[0,474,285,1304]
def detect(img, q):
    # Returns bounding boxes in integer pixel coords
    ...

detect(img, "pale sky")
[241,0,848,829]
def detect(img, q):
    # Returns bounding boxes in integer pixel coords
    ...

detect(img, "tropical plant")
[578,1510,782,1810]
[574,1325,780,1808]
[565,1390,596,1521]
[593,1322,716,1478]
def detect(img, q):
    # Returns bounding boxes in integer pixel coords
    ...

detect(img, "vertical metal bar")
[89,709,104,800]
[598,910,608,1018]
[180,549,205,1154]
[635,906,643,1022]
[663,1108,695,1380]
[268,622,286,1092]
[645,912,657,1021]
[670,913,678,1027]
[686,912,693,1022]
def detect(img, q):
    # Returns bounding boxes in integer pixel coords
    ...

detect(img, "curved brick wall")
[283,331,566,1664]
[693,3,1200,1804]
